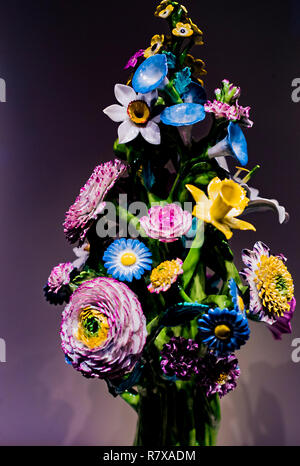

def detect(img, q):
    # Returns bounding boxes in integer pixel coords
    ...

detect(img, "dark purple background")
[0,0,299,445]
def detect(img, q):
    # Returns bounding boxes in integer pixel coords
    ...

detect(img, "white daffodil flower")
[103,84,161,145]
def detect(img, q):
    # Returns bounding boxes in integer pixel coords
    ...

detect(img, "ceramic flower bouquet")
[44,1,296,446]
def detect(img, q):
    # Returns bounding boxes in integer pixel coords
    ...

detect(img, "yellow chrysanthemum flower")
[148,258,183,294]
[144,34,165,58]
[186,177,256,240]
[172,22,194,37]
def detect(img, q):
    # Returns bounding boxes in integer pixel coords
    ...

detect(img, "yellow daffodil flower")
[186,177,256,240]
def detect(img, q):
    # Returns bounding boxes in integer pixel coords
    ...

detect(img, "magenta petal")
[267,297,296,340]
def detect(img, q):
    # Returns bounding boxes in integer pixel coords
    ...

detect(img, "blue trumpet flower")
[160,102,206,127]
[207,121,248,166]
[132,54,168,94]
[182,81,207,105]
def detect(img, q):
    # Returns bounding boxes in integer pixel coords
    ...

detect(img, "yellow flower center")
[150,260,182,291]
[127,100,150,125]
[120,252,137,266]
[216,372,229,385]
[210,179,248,220]
[76,306,109,349]
[214,324,231,340]
[254,255,294,317]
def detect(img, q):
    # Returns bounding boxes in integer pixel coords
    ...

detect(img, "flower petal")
[118,120,140,144]
[224,216,256,232]
[103,104,128,122]
[141,89,158,107]
[140,121,161,145]
[207,177,222,201]
[186,184,208,204]
[114,84,137,107]
[161,103,206,127]
[132,54,168,94]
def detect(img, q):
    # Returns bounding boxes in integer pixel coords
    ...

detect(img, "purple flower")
[60,277,147,379]
[124,49,145,70]
[197,353,240,398]
[267,297,296,340]
[139,204,193,242]
[48,262,74,293]
[241,241,294,325]
[160,336,199,380]
[63,159,127,244]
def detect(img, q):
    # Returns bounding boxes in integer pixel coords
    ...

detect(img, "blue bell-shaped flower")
[132,54,168,94]
[207,121,248,166]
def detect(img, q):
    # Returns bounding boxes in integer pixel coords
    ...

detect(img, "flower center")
[210,179,248,221]
[254,255,294,317]
[127,100,150,125]
[216,372,229,385]
[77,306,109,349]
[214,324,231,340]
[120,252,137,266]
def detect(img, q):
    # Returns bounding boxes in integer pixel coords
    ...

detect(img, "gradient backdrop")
[0,0,299,446]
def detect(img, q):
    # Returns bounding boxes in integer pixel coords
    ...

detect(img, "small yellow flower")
[154,0,171,17]
[148,258,183,294]
[156,4,174,18]
[172,22,194,38]
[144,34,165,58]
[189,21,204,45]
[184,53,207,85]
[186,177,256,240]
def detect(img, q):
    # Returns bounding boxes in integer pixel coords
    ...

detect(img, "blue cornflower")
[103,238,152,282]
[198,307,250,355]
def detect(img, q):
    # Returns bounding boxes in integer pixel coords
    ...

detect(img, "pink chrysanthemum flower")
[60,277,147,379]
[139,204,192,243]
[204,100,253,128]
[48,262,74,294]
[63,159,127,244]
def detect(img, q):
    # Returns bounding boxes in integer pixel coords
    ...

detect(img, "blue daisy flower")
[229,278,245,313]
[103,238,152,282]
[198,307,250,355]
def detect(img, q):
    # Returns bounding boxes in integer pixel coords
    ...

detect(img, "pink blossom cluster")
[63,159,126,244]
[204,100,253,128]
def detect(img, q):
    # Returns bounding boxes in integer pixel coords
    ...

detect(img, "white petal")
[103,104,128,122]
[118,120,140,144]
[114,84,137,107]
[142,89,158,107]
[151,114,161,124]
[140,121,161,145]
